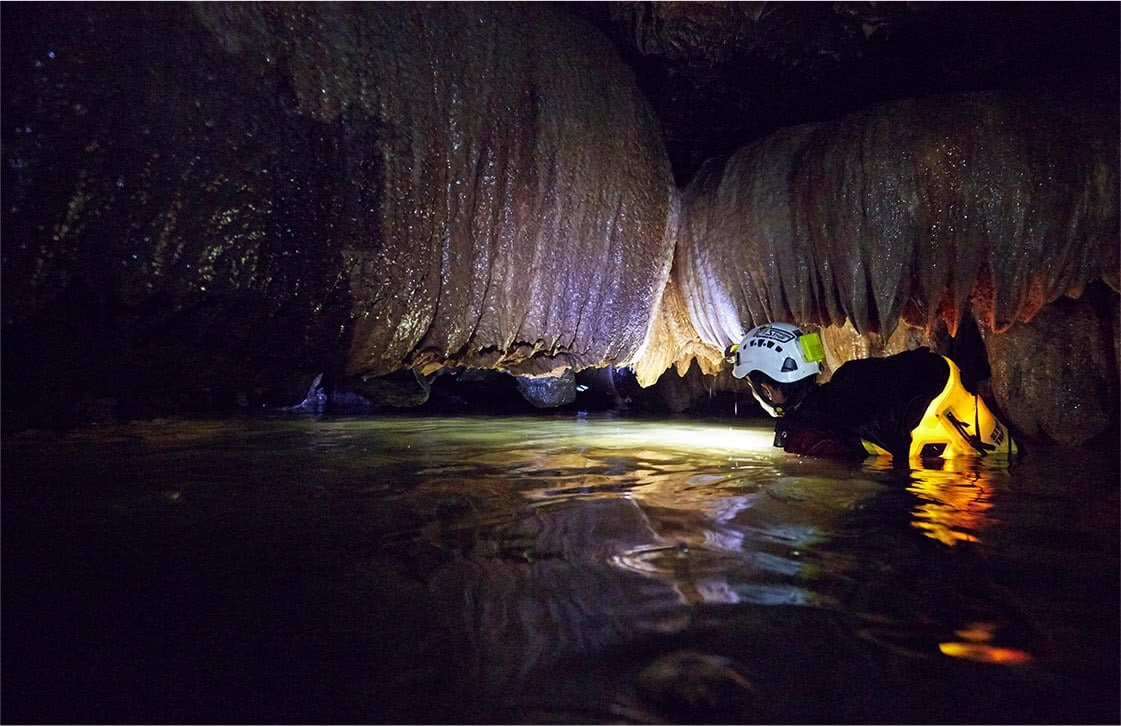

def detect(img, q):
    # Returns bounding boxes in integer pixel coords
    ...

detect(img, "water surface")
[3,415,1117,723]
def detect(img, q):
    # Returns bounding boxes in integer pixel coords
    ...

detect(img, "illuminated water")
[3,415,1117,723]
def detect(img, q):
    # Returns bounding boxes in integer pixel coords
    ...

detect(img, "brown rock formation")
[645,85,1119,381]
[197,4,676,379]
[981,292,1118,447]
[2,4,1117,444]
[2,4,674,421]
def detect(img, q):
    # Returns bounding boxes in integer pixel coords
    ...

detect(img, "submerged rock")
[348,370,432,410]
[292,374,329,413]
[636,650,760,722]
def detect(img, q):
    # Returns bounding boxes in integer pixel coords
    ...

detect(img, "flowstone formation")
[197,4,676,379]
[2,4,674,424]
[640,85,1119,388]
[2,4,1117,444]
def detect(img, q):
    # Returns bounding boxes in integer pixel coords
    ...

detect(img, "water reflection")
[938,621,1033,665]
[889,455,1031,665]
[517,434,826,608]
[2,415,1116,723]
[865,456,1005,547]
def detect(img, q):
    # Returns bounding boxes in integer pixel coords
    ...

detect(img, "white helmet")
[730,322,823,383]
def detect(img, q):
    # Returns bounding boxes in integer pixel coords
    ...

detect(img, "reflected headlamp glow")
[618,423,775,454]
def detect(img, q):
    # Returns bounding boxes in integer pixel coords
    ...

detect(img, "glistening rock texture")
[1,4,674,423]
[3,4,1117,445]
[198,4,676,378]
[980,291,1119,447]
[649,85,1119,380]
[3,5,356,422]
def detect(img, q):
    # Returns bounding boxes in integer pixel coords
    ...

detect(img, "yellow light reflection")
[903,460,998,547]
[938,642,1032,665]
[938,620,1033,664]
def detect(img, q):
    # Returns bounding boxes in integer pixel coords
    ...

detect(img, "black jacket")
[775,348,950,460]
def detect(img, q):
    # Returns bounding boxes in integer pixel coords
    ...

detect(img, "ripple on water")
[2,415,1116,724]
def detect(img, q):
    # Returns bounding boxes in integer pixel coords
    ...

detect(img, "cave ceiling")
[569,1,1120,184]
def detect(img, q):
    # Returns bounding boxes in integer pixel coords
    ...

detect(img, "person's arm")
[775,418,864,459]
[784,428,862,458]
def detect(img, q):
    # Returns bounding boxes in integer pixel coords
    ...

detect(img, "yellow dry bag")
[862,356,1017,460]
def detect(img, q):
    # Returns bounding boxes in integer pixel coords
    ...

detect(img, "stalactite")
[665,84,1118,362]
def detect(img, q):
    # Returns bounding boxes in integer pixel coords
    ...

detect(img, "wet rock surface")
[982,287,1119,448]
[205,4,676,379]
[514,369,577,409]
[658,84,1119,380]
[2,4,674,425]
[1,4,1117,444]
[589,2,1120,185]
[3,5,356,425]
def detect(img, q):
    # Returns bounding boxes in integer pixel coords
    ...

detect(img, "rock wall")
[980,289,1119,447]
[3,4,1117,445]
[633,84,1119,442]
[646,85,1119,381]
[197,4,676,378]
[1,4,675,423]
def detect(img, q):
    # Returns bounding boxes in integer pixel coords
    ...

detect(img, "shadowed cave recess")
[2,2,1118,448]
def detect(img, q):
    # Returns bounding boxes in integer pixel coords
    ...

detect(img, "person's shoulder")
[832,347,943,380]
[890,347,949,376]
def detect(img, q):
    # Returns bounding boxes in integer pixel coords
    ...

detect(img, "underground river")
[3,414,1117,723]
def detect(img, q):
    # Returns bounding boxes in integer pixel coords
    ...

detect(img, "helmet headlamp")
[730,323,824,383]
